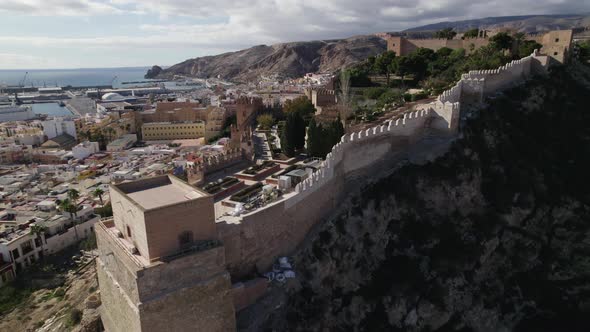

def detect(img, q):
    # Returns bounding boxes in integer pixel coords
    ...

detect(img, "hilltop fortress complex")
[97,48,557,331]
[384,29,573,63]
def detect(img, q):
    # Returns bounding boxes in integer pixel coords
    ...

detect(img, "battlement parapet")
[217,49,552,304]
[314,88,336,96]
[293,51,547,201]
[236,96,263,106]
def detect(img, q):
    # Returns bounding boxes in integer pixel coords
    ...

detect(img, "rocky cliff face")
[241,64,590,331]
[144,65,163,79]
[150,36,386,81]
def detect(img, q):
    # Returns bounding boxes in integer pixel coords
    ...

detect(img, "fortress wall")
[138,270,236,332]
[96,223,143,332]
[216,51,548,279]
[407,39,448,53]
[136,246,227,302]
[387,37,490,56]
[218,111,434,277]
[97,262,142,332]
[218,176,343,276]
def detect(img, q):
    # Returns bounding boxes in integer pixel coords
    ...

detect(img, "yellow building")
[142,121,205,140]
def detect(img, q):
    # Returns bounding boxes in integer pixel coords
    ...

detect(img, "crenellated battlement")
[221,50,549,230]
[208,49,552,298]
[236,96,263,106]
[288,51,547,208]
[99,49,556,331]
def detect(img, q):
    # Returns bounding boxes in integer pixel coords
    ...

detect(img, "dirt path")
[0,259,99,332]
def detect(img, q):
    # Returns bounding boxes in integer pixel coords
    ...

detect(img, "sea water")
[31,103,73,117]
[0,67,151,88]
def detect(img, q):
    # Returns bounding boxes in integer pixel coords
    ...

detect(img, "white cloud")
[0,0,589,68]
[0,53,55,68]
[0,0,123,16]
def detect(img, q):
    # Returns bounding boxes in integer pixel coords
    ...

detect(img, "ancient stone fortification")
[217,50,550,277]
[385,30,572,63]
[97,52,550,332]
[304,88,337,113]
[186,148,245,185]
[97,176,235,332]
[387,35,490,55]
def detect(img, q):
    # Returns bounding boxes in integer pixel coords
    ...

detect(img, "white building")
[0,210,100,286]
[0,223,44,286]
[106,134,137,152]
[111,169,139,182]
[72,141,100,160]
[14,133,45,146]
[41,213,99,255]
[42,118,77,140]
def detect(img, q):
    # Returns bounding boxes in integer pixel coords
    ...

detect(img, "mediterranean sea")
[0,67,152,88]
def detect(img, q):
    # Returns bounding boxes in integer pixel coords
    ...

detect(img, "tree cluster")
[434,28,457,40]
[280,111,306,157]
[306,117,345,158]
[278,96,317,157]
[283,96,316,120]
[463,28,480,39]
[256,113,274,130]
[578,40,590,63]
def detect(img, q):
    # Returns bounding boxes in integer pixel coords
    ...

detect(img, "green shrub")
[66,308,82,327]
[411,91,430,101]
[0,283,33,314]
[363,87,387,100]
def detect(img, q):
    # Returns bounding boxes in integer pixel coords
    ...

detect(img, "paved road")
[253,132,272,161]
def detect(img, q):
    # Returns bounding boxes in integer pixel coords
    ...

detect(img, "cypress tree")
[293,112,306,150]
[281,118,295,157]
[307,118,318,157]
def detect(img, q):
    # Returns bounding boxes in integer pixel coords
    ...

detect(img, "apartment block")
[142,121,206,141]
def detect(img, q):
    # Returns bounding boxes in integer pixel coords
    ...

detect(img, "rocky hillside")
[240,63,590,331]
[405,14,590,33]
[148,36,386,82]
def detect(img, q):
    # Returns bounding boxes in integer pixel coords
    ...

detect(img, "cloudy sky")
[0,0,588,69]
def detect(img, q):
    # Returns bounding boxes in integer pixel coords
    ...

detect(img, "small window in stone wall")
[126,225,132,238]
[178,231,194,249]
[555,38,559,42]
[554,52,558,56]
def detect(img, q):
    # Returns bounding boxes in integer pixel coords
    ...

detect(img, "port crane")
[19,72,28,87]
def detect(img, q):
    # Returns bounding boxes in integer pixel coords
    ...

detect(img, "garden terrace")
[235,161,281,181]
[229,183,264,203]
[200,177,245,200]
[270,165,298,179]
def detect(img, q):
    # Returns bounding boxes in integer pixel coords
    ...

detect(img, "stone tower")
[229,96,262,157]
[95,175,235,331]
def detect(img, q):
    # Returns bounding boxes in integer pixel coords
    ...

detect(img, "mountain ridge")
[404,13,590,32]
[150,14,590,82]
[150,35,386,82]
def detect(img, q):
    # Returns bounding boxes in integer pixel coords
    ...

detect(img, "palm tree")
[92,188,105,205]
[30,224,48,262]
[60,194,80,241]
[67,188,80,202]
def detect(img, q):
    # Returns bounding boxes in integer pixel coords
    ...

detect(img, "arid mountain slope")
[152,36,386,82]
[151,14,590,82]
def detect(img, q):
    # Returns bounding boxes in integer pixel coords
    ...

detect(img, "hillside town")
[0,22,589,331]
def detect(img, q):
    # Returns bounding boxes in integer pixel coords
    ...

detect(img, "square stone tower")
[96,175,235,331]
